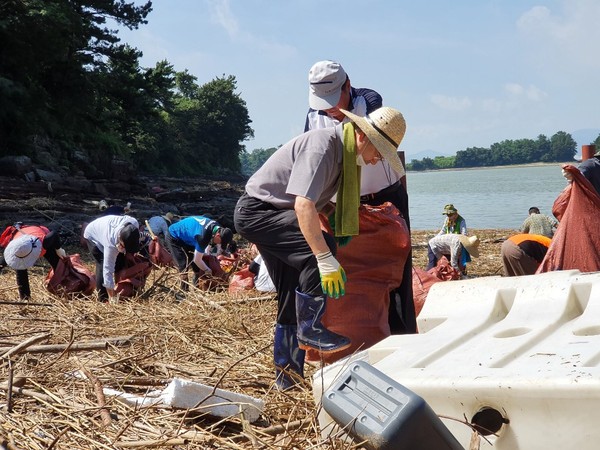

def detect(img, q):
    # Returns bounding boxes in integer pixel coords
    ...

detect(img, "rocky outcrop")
[0,172,247,247]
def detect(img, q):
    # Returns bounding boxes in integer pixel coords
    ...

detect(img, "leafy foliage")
[0,0,253,177]
[408,132,577,171]
[239,147,279,176]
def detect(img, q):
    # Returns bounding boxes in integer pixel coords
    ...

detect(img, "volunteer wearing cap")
[304,60,415,336]
[83,214,140,301]
[166,216,233,290]
[428,233,480,278]
[0,224,65,300]
[146,213,175,239]
[427,203,468,270]
[234,105,407,389]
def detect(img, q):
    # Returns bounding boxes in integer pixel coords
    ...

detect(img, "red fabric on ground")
[148,239,174,267]
[412,257,461,317]
[115,254,153,297]
[228,266,255,297]
[537,165,600,273]
[306,202,410,363]
[45,254,96,297]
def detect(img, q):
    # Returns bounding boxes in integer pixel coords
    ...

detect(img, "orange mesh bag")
[114,254,153,298]
[537,165,600,273]
[306,202,410,364]
[45,254,96,297]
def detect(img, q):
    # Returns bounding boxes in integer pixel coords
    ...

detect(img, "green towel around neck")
[335,122,361,237]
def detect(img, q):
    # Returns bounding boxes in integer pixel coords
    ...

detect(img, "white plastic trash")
[105,377,264,423]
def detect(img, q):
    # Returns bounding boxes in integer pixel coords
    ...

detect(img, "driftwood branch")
[79,365,112,428]
[0,335,134,355]
[0,332,52,359]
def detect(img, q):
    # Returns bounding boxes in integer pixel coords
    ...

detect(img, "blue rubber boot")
[295,290,351,353]
[274,324,305,390]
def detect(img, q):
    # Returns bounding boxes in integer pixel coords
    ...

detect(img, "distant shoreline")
[407,161,575,173]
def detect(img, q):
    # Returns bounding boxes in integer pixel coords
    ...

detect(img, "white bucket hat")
[4,235,42,270]
[458,235,480,258]
[340,106,407,177]
[308,60,347,110]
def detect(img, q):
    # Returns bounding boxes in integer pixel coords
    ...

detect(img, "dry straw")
[0,230,508,449]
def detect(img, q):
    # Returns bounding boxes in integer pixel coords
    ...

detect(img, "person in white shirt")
[249,253,275,293]
[83,214,140,302]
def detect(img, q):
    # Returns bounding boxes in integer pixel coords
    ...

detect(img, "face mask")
[356,154,367,167]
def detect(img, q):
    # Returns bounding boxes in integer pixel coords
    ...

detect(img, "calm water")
[406,165,568,230]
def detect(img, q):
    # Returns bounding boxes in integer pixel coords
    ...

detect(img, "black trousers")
[361,181,416,334]
[234,194,336,325]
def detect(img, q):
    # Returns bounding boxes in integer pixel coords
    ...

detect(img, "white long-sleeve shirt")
[84,215,139,290]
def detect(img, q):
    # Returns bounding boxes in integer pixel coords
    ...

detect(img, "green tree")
[240,147,279,176]
[0,0,152,168]
[550,131,577,162]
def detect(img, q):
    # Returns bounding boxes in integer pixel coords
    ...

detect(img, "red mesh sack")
[197,254,229,292]
[228,266,255,297]
[306,202,410,364]
[148,239,174,267]
[412,257,461,318]
[537,165,600,273]
[114,254,153,298]
[45,254,96,297]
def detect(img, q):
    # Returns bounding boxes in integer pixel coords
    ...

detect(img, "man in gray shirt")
[234,106,406,389]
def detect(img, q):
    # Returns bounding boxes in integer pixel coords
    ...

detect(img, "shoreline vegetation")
[406,160,575,173]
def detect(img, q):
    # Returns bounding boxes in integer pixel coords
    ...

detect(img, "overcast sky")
[118,0,600,158]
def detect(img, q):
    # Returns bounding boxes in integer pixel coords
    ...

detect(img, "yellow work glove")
[316,251,346,299]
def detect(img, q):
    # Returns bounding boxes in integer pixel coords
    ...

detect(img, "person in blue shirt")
[166,216,233,290]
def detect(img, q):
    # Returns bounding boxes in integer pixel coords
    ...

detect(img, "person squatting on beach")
[0,223,66,300]
[502,233,551,276]
[427,203,468,270]
[165,216,233,291]
[520,207,557,238]
[234,105,407,389]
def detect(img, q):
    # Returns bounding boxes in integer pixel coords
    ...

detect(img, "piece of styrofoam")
[313,270,600,449]
[105,377,264,423]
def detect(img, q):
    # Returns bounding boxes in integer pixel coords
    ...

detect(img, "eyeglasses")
[373,150,384,162]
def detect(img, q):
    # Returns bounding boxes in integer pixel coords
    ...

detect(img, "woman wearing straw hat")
[427,233,480,278]
[0,224,65,300]
[234,105,407,389]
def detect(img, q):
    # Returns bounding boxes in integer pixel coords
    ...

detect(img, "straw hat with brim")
[340,107,406,177]
[162,212,174,223]
[4,235,42,270]
[458,235,480,258]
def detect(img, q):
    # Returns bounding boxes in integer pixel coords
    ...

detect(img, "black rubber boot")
[295,289,351,353]
[274,324,305,390]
